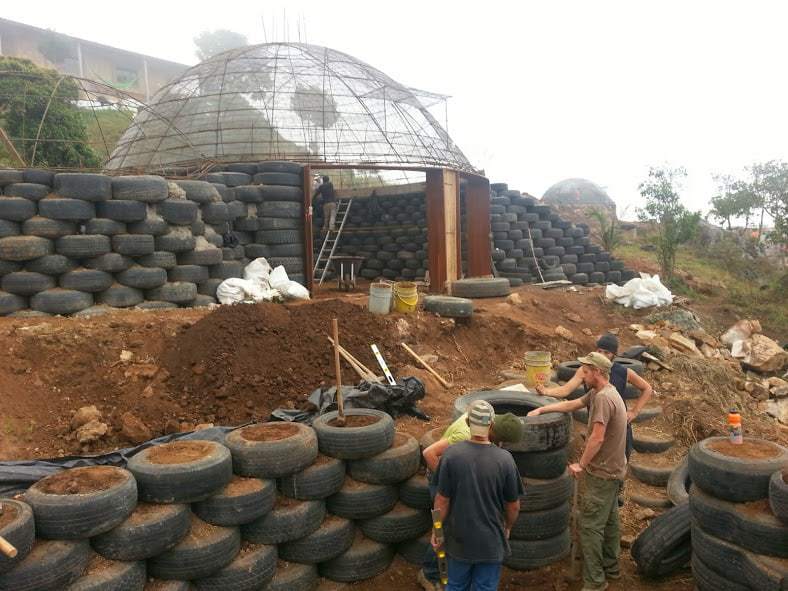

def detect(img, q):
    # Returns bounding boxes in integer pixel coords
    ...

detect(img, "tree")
[749,160,788,246]
[0,57,100,168]
[194,30,248,61]
[589,208,620,252]
[637,166,701,283]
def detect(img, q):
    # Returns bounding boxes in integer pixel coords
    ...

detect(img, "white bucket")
[368,282,392,315]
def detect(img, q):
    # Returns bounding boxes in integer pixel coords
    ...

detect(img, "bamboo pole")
[0,534,17,559]
[332,319,345,425]
[400,343,450,388]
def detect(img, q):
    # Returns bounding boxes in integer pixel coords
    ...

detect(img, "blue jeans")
[447,558,502,591]
[422,479,440,582]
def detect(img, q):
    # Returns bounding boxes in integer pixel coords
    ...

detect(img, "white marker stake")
[371,344,396,386]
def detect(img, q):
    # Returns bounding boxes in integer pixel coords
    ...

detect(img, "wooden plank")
[426,169,447,293]
[444,169,459,286]
[302,164,314,293]
[464,176,491,277]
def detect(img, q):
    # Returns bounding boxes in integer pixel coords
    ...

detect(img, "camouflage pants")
[579,473,621,589]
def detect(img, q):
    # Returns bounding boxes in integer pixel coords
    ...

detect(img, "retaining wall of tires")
[0,411,433,590]
[0,162,306,316]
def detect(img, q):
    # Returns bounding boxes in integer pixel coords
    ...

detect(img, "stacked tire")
[0,413,429,590]
[687,437,788,591]
[451,390,574,569]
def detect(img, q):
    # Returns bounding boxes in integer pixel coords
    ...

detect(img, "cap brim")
[469,423,490,437]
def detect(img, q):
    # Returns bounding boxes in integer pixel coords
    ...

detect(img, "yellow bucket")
[392,281,418,313]
[524,350,552,389]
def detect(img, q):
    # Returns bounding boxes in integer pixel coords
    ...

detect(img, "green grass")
[80,107,135,162]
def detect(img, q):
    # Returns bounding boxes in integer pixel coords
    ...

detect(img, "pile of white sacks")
[216,258,310,304]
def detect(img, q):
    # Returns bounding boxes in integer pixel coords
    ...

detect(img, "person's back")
[320,180,336,202]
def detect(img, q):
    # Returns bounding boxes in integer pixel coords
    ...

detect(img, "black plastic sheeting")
[271,376,429,424]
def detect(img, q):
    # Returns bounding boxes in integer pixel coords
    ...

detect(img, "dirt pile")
[163,299,411,422]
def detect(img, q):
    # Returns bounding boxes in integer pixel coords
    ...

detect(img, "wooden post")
[331,318,345,424]
[465,175,492,277]
[426,168,460,293]
[303,164,314,293]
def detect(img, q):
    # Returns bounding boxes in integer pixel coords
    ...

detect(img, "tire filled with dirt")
[312,409,395,460]
[225,422,318,479]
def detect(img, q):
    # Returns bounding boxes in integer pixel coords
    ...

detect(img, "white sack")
[244,257,272,285]
[605,273,673,309]
[216,278,267,305]
[269,265,311,301]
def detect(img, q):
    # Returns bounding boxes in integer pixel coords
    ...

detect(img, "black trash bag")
[271,377,429,424]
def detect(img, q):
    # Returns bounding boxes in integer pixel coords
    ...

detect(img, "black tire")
[116,266,167,290]
[241,498,324,545]
[225,423,318,479]
[0,220,19,238]
[631,502,691,578]
[4,182,50,201]
[0,290,27,315]
[613,357,645,375]
[95,200,147,222]
[347,432,420,485]
[31,289,93,315]
[0,236,53,261]
[64,556,146,590]
[198,278,223,297]
[556,361,581,382]
[667,456,690,506]
[142,579,191,590]
[769,470,788,524]
[327,477,399,520]
[84,218,126,236]
[505,529,570,570]
[259,185,303,202]
[38,197,95,221]
[59,268,114,293]
[691,522,786,591]
[452,390,571,453]
[83,254,130,274]
[148,515,241,581]
[191,294,217,308]
[146,282,198,304]
[111,234,155,256]
[511,501,570,541]
[259,201,303,220]
[520,469,574,512]
[201,202,230,224]
[0,196,36,221]
[138,251,177,270]
[397,532,430,565]
[111,175,168,202]
[312,409,395,460]
[279,515,355,564]
[157,199,198,225]
[266,560,317,591]
[0,539,91,591]
[359,502,431,543]
[2,271,55,296]
[449,277,510,298]
[629,453,676,487]
[56,235,111,258]
[21,169,52,185]
[398,473,431,510]
[689,484,787,557]
[192,542,276,590]
[127,440,233,503]
[233,186,264,203]
[258,217,300,230]
[319,534,394,583]
[256,161,303,175]
[169,265,210,284]
[193,476,276,526]
[512,446,568,480]
[256,172,303,187]
[422,295,474,318]
[0,499,35,574]
[632,426,675,453]
[688,437,788,502]
[631,404,664,423]
[27,254,74,276]
[264,243,304,257]
[128,216,169,236]
[25,466,137,539]
[279,455,345,500]
[209,261,243,280]
[178,248,223,266]
[155,230,196,253]
[54,173,111,201]
[692,552,748,591]
[173,181,220,204]
[136,301,178,310]
[91,502,190,561]
[97,284,144,308]
[631,489,673,510]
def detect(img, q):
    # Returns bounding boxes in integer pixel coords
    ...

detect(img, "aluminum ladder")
[313,199,353,285]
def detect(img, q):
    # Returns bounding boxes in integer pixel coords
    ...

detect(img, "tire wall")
[0,164,306,316]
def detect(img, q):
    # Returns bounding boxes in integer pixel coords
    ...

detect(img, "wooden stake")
[400,343,450,389]
[0,127,26,167]
[327,337,371,381]
[332,319,345,425]
[0,534,17,559]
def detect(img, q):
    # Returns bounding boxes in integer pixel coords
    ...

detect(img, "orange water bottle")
[728,409,743,445]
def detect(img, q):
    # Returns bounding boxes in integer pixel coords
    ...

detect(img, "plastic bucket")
[392,281,418,313]
[368,282,393,315]
[524,351,552,388]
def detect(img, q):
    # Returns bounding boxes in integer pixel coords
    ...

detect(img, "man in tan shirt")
[528,351,627,591]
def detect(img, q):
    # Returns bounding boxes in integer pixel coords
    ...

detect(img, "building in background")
[0,17,187,102]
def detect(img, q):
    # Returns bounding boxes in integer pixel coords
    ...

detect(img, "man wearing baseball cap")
[528,352,627,591]
[432,400,523,591]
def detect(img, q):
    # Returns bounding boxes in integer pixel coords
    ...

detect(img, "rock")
[421,353,439,365]
[721,319,762,346]
[582,328,593,336]
[555,325,573,340]
[733,334,788,373]
[688,329,718,348]
[773,386,788,399]
[70,405,102,430]
[745,381,770,402]
[700,343,721,359]
[506,293,522,305]
[767,377,788,390]
[669,332,702,356]
[195,423,214,431]
[565,312,581,323]
[395,318,411,337]
[120,412,152,444]
[163,419,180,434]
[636,329,658,343]
[762,398,788,424]
[645,308,701,332]
[75,419,108,444]
[629,324,645,332]
[142,384,155,398]
[119,350,133,362]
[621,534,636,548]
[634,508,656,521]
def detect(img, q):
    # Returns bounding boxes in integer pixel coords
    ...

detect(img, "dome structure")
[106,43,474,173]
[542,178,615,208]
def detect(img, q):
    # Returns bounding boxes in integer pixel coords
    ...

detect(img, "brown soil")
[147,441,214,465]
[312,454,333,466]
[83,553,116,576]
[709,438,783,459]
[740,499,771,517]
[0,504,19,530]
[328,414,380,428]
[343,477,370,490]
[125,503,176,525]
[240,422,300,442]
[34,466,126,495]
[630,447,687,468]
[632,425,673,440]
[391,431,410,447]
[274,495,300,508]
[224,475,263,495]
[185,514,220,541]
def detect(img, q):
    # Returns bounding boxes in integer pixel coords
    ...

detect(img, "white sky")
[5,1,788,220]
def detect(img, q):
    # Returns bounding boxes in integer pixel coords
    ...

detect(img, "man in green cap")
[528,351,627,591]
[418,407,524,591]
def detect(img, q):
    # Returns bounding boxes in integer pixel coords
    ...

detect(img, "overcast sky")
[5,1,788,219]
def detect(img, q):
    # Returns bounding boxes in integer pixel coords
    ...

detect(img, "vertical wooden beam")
[466,176,492,277]
[302,164,314,293]
[426,168,460,293]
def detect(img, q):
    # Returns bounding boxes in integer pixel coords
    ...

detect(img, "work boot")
[606,570,622,580]
[417,569,441,591]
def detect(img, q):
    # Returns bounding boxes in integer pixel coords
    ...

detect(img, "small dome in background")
[542,178,615,208]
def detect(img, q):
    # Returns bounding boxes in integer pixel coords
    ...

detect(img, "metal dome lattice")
[106,42,474,173]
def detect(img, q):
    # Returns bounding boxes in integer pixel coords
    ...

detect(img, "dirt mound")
[163,299,409,422]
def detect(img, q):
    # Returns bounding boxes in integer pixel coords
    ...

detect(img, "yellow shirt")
[442,413,471,444]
